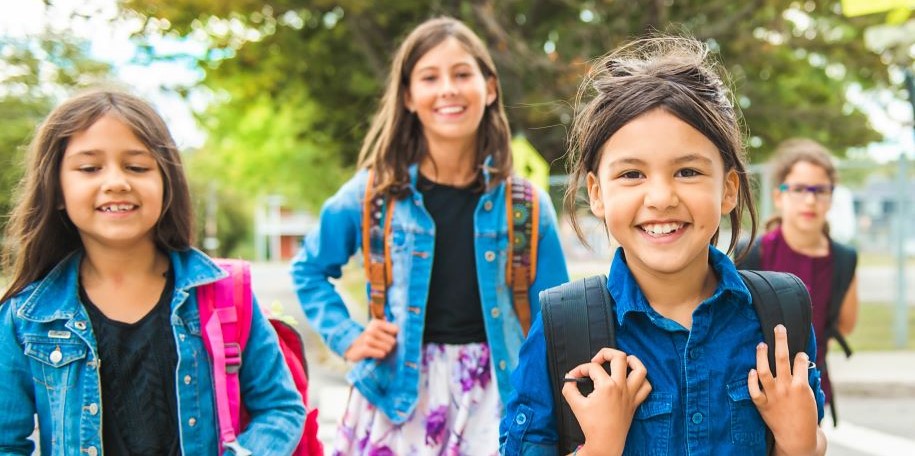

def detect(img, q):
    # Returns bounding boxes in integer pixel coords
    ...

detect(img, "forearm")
[772,427,826,456]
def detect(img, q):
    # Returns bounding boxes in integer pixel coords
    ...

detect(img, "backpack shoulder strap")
[734,237,762,270]
[826,241,857,357]
[362,169,393,321]
[540,275,614,454]
[198,258,253,455]
[506,177,540,336]
[738,270,811,376]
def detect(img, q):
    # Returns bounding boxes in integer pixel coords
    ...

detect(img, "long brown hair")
[564,36,757,257]
[356,16,512,198]
[1,89,194,302]
[765,137,837,233]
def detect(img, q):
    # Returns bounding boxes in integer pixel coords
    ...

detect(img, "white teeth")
[437,106,464,114]
[642,223,683,236]
[100,204,135,213]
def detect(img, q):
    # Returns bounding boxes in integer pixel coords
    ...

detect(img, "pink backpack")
[197,259,323,455]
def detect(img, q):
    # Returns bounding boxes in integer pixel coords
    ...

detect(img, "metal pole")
[895,67,915,349]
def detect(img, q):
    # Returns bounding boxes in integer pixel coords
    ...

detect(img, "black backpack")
[735,237,857,425]
[540,270,811,454]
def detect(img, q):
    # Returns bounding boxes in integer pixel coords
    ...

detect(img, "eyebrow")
[64,149,152,158]
[414,61,475,73]
[605,154,714,168]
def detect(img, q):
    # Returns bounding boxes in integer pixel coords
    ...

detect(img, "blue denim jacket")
[500,246,825,456]
[290,164,569,423]
[0,248,305,455]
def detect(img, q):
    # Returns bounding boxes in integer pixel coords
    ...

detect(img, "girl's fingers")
[748,369,765,405]
[792,352,811,386]
[625,355,648,389]
[591,347,628,365]
[755,342,776,391]
[633,376,652,405]
[773,324,791,379]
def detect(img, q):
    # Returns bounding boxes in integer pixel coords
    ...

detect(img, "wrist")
[577,443,622,456]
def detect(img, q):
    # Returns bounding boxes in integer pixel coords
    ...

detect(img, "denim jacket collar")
[16,248,228,323]
[607,245,752,326]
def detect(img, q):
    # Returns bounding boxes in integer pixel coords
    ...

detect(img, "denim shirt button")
[499,360,507,370]
[184,375,192,385]
[515,413,527,425]
[87,403,99,415]
[490,308,501,318]
[74,321,87,330]
[689,348,700,360]
[49,348,62,364]
[188,417,197,427]
[85,446,98,456]
[484,251,496,262]
[691,412,703,424]
[484,200,493,211]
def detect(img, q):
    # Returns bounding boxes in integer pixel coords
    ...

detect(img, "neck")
[420,137,478,187]
[779,224,828,256]
[80,241,169,287]
[629,255,717,329]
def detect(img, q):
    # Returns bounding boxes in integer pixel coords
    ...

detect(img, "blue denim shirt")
[0,248,306,455]
[290,164,569,423]
[500,246,825,456]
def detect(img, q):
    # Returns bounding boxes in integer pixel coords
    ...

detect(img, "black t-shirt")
[418,174,487,344]
[82,270,180,456]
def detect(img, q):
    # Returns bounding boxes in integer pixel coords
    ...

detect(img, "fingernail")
[775,324,786,333]
[757,342,766,350]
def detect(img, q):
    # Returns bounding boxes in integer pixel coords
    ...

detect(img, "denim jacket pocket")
[726,378,766,446]
[24,338,88,389]
[625,391,673,456]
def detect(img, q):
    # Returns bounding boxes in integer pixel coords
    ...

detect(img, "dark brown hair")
[765,137,837,232]
[356,16,512,198]
[564,36,757,256]
[2,89,193,302]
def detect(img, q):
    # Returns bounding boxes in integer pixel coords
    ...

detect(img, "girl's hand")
[561,348,652,456]
[343,319,399,362]
[748,324,820,456]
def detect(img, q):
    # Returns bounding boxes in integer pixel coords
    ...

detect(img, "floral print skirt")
[332,342,501,456]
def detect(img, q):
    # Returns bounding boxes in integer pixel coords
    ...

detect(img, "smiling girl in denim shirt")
[290,17,568,456]
[501,37,826,456]
[0,90,305,455]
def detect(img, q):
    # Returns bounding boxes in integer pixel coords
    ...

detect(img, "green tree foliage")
[0,34,112,230]
[121,0,891,209]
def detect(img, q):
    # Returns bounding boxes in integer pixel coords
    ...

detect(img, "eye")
[456,72,472,79]
[676,168,701,178]
[77,165,100,173]
[127,165,151,173]
[421,75,437,82]
[618,170,644,180]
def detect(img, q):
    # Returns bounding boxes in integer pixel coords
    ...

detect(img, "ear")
[587,171,605,218]
[485,76,497,107]
[772,184,784,212]
[404,92,415,113]
[721,169,739,214]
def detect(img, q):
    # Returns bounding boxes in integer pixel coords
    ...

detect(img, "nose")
[439,75,458,97]
[102,169,131,193]
[643,178,679,209]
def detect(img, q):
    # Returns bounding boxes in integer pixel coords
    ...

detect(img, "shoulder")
[321,169,371,214]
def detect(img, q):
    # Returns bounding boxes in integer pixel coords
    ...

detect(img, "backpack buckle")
[224,342,242,373]
[223,440,252,456]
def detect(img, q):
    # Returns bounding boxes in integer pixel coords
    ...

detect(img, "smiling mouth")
[435,106,465,115]
[639,222,685,237]
[98,204,138,213]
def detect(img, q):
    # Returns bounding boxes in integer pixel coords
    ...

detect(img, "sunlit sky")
[2,0,913,161]
[0,0,207,149]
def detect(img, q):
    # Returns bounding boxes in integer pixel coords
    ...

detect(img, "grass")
[843,302,915,351]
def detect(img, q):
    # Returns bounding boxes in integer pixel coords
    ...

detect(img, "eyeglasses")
[778,183,834,202]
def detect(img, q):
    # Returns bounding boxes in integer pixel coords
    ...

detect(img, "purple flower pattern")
[332,342,500,456]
